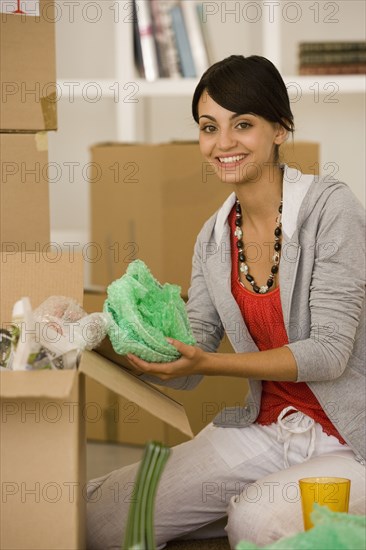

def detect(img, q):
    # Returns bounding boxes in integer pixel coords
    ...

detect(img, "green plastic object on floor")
[123,441,171,550]
[105,260,196,362]
[235,505,366,550]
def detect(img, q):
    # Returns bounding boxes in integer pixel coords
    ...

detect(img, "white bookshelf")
[57,75,366,99]
[57,0,365,141]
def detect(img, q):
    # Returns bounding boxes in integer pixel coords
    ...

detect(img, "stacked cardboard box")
[0,0,57,252]
[89,141,319,295]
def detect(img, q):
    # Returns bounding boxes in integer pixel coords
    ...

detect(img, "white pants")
[86,409,366,550]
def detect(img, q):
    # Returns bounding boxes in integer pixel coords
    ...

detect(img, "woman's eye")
[237,122,251,129]
[200,125,216,133]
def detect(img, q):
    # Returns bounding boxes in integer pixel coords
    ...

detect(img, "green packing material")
[236,505,366,550]
[104,260,196,362]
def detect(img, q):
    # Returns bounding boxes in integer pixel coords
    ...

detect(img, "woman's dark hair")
[192,55,294,160]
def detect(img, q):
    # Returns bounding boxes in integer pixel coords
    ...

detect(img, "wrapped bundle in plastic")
[105,260,196,362]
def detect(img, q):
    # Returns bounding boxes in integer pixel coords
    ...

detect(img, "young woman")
[87,55,365,549]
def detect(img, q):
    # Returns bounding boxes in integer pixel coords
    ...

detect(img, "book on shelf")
[299,63,366,75]
[170,3,196,78]
[134,0,160,81]
[133,0,212,79]
[298,41,366,76]
[150,0,181,78]
[180,0,210,76]
[300,51,366,65]
[299,41,366,53]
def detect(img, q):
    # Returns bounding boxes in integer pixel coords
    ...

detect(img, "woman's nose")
[217,129,237,150]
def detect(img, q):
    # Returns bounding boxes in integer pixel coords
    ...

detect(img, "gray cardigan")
[146,166,366,461]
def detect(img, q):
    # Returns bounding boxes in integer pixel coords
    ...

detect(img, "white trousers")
[86,409,366,550]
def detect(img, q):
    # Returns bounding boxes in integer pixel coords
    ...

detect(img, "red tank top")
[228,206,345,444]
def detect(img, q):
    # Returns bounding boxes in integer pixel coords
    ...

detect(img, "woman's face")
[197,91,287,185]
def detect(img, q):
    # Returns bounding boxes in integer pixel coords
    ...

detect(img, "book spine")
[180,0,209,77]
[300,51,366,65]
[299,41,366,53]
[133,0,145,78]
[134,0,159,81]
[151,0,181,78]
[170,4,196,78]
[299,63,366,75]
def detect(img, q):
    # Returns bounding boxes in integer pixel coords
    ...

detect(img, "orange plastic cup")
[299,477,350,530]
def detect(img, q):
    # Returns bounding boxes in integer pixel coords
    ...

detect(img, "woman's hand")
[126,338,207,380]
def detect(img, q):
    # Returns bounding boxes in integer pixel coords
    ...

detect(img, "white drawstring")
[277,406,316,468]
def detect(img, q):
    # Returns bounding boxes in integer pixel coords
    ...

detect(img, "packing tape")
[40,91,57,131]
[35,132,48,152]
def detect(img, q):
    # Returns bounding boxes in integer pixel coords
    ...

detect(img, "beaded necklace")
[234,198,283,294]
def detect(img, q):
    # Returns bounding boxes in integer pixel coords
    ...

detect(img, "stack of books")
[298,42,366,75]
[133,0,212,81]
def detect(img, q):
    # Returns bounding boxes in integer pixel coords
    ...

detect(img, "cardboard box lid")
[79,351,193,438]
[0,354,193,438]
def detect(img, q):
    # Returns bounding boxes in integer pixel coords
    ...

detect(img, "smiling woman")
[86,55,366,550]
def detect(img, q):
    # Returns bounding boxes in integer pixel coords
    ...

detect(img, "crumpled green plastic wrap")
[236,505,366,550]
[104,260,196,362]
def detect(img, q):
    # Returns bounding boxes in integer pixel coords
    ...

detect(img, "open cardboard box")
[0,253,192,550]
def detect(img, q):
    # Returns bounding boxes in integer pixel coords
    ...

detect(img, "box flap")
[79,351,193,438]
[0,370,77,399]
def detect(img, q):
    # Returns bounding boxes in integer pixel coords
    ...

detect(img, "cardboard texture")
[0,133,50,255]
[0,256,193,549]
[1,371,86,550]
[0,252,82,325]
[0,253,85,549]
[0,0,57,131]
[80,351,193,439]
[90,142,232,296]
[90,142,319,295]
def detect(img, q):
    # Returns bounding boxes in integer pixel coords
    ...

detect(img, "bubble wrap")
[33,296,110,351]
[104,260,196,362]
[236,505,366,549]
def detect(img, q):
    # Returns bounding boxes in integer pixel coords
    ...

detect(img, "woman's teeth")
[218,154,246,164]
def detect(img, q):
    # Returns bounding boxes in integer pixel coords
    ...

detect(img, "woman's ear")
[274,122,289,145]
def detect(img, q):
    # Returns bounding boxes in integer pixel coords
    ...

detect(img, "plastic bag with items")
[2,296,110,370]
[105,260,196,363]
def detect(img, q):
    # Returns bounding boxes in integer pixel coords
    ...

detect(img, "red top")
[228,206,345,444]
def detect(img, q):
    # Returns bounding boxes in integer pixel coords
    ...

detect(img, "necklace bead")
[234,197,283,294]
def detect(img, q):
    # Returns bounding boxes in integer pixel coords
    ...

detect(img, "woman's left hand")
[126,338,207,380]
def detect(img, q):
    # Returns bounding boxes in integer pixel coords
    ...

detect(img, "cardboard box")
[0,0,57,131]
[281,141,319,175]
[0,132,50,254]
[0,255,193,549]
[90,142,319,296]
[89,142,232,296]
